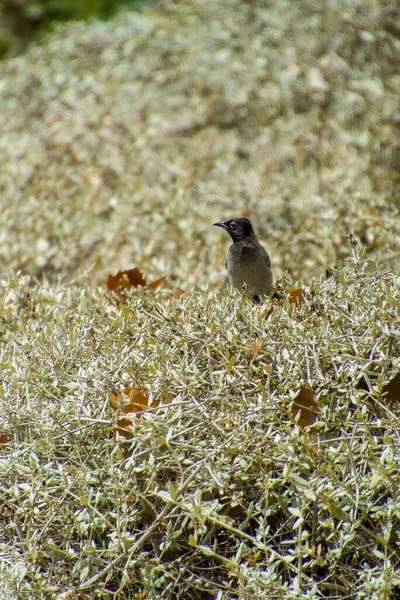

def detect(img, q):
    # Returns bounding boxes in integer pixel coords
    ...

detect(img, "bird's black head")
[213,217,255,242]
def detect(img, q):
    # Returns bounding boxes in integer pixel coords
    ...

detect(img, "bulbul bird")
[213,217,274,302]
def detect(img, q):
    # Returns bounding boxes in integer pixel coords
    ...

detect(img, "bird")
[213,217,274,302]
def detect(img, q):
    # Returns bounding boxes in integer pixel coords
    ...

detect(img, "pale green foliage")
[1,258,400,598]
[0,0,400,598]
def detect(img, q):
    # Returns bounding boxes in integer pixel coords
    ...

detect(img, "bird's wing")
[259,244,271,269]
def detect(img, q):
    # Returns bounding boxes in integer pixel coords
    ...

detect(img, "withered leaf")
[110,387,159,437]
[284,289,306,308]
[261,288,306,318]
[0,434,12,445]
[107,268,147,292]
[170,287,191,300]
[357,361,400,410]
[381,373,400,407]
[148,275,167,291]
[107,268,167,296]
[291,386,322,430]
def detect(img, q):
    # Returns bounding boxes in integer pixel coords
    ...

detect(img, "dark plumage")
[213,218,274,301]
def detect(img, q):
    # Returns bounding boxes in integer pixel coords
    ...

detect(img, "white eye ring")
[230,222,237,229]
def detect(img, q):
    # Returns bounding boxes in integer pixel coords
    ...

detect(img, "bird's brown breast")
[226,240,273,297]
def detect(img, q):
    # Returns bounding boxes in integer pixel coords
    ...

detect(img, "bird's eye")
[230,222,237,229]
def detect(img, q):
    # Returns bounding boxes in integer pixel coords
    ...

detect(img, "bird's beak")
[213,221,227,229]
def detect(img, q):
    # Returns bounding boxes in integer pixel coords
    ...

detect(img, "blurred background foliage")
[0,0,399,288]
[0,0,142,57]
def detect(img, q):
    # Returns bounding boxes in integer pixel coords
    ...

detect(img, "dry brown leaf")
[291,386,322,430]
[110,387,159,437]
[357,358,400,409]
[107,268,167,297]
[110,387,151,413]
[148,275,167,291]
[0,434,12,445]
[283,289,307,307]
[261,288,306,318]
[381,373,400,406]
[107,267,147,292]
[170,287,191,300]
